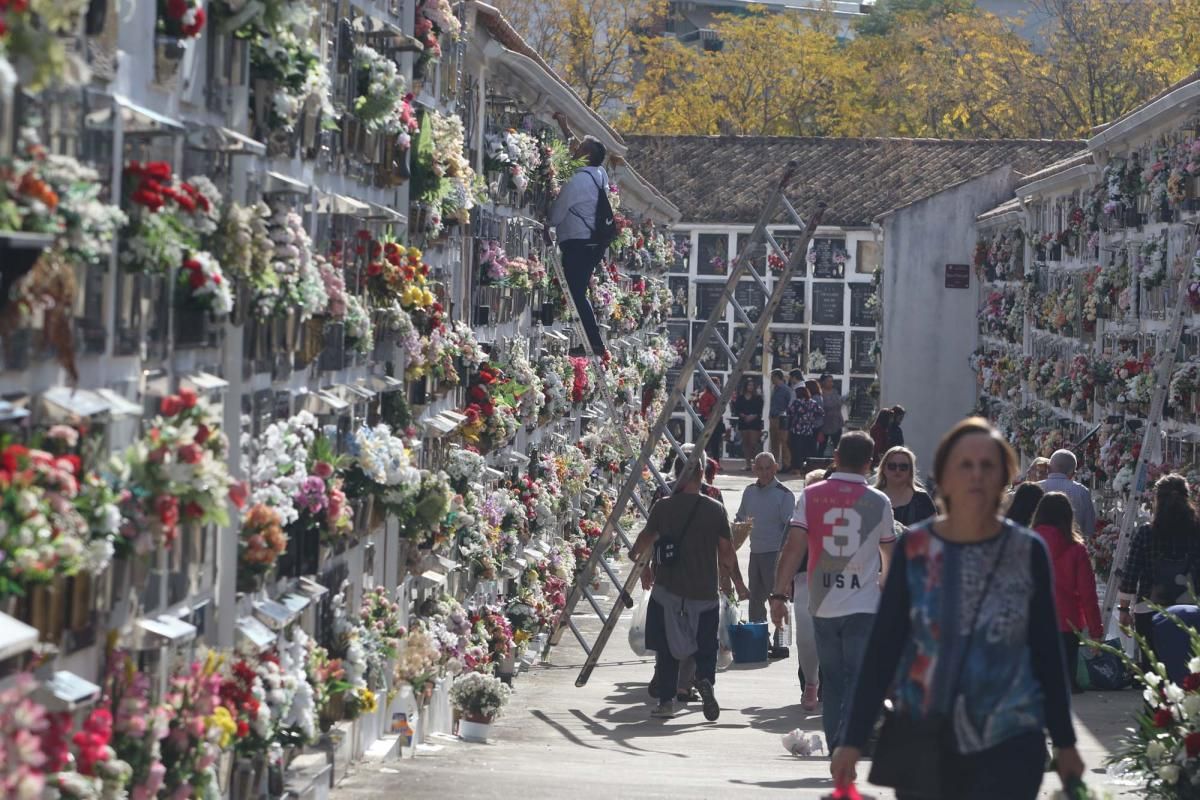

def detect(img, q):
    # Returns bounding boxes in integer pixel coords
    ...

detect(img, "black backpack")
[587,171,617,249]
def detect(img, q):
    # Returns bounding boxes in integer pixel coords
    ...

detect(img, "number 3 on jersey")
[822,507,862,557]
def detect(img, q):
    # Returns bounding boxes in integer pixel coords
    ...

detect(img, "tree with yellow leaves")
[619,8,858,136]
[490,0,666,113]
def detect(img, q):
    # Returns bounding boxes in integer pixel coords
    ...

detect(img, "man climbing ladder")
[547,110,616,361]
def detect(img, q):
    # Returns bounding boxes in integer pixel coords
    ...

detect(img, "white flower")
[1188,656,1200,674]
[1147,740,1167,762]
[1146,672,1164,688]
[1183,694,1200,719]
[1160,764,1181,784]
[1166,683,1187,704]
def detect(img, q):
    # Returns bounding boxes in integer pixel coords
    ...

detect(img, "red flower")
[178,387,199,409]
[194,423,210,444]
[229,481,248,509]
[356,230,372,241]
[155,495,179,527]
[1184,673,1200,692]
[1,444,28,473]
[177,443,203,464]
[237,720,250,738]
[188,269,206,289]
[60,454,81,476]
[1154,707,1174,728]
[132,188,164,210]
[160,395,183,417]
[1187,732,1200,758]
[181,6,205,35]
[367,261,383,277]
[145,161,172,180]
[183,500,205,519]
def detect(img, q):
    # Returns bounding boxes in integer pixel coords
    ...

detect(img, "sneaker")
[676,688,700,703]
[802,683,820,712]
[650,700,675,718]
[696,679,720,721]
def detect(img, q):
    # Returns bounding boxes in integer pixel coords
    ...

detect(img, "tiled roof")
[623,135,1084,226]
[1016,149,1093,187]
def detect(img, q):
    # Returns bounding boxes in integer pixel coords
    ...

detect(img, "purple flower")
[295,476,329,514]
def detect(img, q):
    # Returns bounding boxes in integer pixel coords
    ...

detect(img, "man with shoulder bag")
[630,449,749,720]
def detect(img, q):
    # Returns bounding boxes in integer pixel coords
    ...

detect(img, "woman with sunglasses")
[875,446,936,530]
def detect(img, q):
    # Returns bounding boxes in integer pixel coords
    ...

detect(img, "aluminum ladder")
[544,161,825,686]
[1101,221,1200,631]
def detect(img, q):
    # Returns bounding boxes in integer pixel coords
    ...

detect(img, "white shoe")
[650,700,676,718]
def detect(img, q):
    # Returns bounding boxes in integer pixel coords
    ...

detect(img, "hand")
[1119,609,1133,628]
[769,596,788,627]
[1054,746,1085,787]
[640,565,655,590]
[735,581,750,602]
[552,110,567,123]
[830,746,861,789]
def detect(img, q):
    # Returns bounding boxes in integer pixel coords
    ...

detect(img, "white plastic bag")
[717,593,739,669]
[628,590,651,656]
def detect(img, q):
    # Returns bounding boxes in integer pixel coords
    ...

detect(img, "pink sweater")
[1033,524,1103,639]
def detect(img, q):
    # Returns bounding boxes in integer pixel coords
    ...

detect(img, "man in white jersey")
[769,431,896,749]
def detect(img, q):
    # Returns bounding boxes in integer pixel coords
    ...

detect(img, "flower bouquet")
[159,654,234,797]
[102,652,170,799]
[352,45,408,134]
[157,0,206,38]
[343,423,420,525]
[238,503,287,581]
[449,671,511,724]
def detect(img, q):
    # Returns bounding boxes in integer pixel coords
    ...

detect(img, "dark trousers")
[895,731,1045,800]
[559,240,606,354]
[646,595,718,701]
[1135,611,1156,672]
[1061,631,1080,689]
[788,431,814,472]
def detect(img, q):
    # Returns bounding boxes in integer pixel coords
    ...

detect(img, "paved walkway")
[332,472,1142,799]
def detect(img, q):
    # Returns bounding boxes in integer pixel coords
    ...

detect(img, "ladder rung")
[781,196,805,228]
[742,256,771,297]
[729,297,753,327]
[582,586,606,622]
[694,364,720,396]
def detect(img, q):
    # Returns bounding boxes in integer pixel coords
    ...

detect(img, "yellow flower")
[209,706,237,749]
[513,629,531,646]
[402,286,423,307]
[407,247,422,260]
[359,688,378,714]
[421,290,436,308]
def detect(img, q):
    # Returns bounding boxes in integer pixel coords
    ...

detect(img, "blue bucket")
[728,622,769,663]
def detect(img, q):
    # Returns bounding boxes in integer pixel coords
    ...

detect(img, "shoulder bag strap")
[674,495,703,545]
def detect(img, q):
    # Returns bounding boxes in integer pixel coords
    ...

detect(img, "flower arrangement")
[178,250,234,315]
[157,0,206,38]
[220,660,274,756]
[1141,236,1168,289]
[266,204,328,319]
[478,239,509,284]
[245,2,336,133]
[449,672,511,723]
[367,235,438,313]
[111,387,241,554]
[0,673,76,797]
[484,129,542,194]
[276,628,319,745]
[120,162,222,275]
[1171,362,1200,409]
[415,0,460,66]
[395,626,441,694]
[343,423,421,517]
[807,349,827,373]
[343,294,374,354]
[102,652,170,798]
[213,201,277,307]
[246,411,317,526]
[158,654,232,797]
[239,503,287,576]
[471,604,515,665]
[353,45,408,134]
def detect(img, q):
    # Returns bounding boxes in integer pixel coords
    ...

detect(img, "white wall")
[879,167,1015,483]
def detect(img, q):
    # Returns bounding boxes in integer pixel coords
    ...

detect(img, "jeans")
[559,240,606,354]
[813,613,874,746]
[788,431,815,473]
[646,595,718,701]
[747,550,780,624]
[895,730,1046,800]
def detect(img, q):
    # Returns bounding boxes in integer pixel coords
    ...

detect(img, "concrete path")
[332,472,1143,799]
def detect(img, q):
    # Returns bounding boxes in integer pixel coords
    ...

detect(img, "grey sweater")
[548,166,609,243]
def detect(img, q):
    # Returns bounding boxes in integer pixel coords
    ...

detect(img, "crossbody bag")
[868,527,1011,798]
[654,495,703,567]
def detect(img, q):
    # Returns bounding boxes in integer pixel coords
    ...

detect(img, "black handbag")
[868,530,1011,798]
[653,496,702,567]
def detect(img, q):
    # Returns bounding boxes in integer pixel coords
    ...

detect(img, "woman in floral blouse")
[786,385,824,474]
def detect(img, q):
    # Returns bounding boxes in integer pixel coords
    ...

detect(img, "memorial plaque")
[671,233,691,273]
[850,283,876,328]
[849,377,876,422]
[851,331,877,373]
[731,326,765,371]
[668,276,689,318]
[697,233,729,276]
[812,282,845,326]
[692,321,730,371]
[695,282,726,320]
[734,280,766,323]
[812,238,846,279]
[856,240,882,274]
[809,330,845,375]
[945,263,971,289]
[773,279,806,324]
[666,322,690,361]
[770,331,807,372]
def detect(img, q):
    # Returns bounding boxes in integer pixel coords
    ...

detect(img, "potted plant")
[450,672,511,743]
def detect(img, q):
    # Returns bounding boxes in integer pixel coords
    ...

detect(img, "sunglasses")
[885,462,911,472]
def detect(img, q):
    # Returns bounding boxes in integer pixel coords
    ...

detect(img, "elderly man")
[1039,449,1097,538]
[736,453,796,626]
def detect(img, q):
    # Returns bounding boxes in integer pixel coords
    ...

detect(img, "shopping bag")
[1075,649,1091,691]
[1086,638,1132,690]
[717,593,739,669]
[628,590,650,657]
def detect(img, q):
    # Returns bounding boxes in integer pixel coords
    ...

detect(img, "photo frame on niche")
[697,233,729,276]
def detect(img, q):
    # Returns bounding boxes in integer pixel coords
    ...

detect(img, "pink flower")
[312,461,333,479]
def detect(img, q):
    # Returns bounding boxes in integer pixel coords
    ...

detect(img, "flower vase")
[459,716,494,743]
[298,316,325,367]
[498,651,517,684]
[154,35,187,88]
[231,757,265,800]
[68,571,93,631]
[0,232,54,301]
[369,498,387,532]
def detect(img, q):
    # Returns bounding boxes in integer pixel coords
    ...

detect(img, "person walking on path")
[1118,473,1200,670]
[630,449,749,721]
[1038,449,1096,539]
[819,375,844,458]
[694,378,727,463]
[1004,482,1045,528]
[868,409,894,467]
[769,432,896,750]
[546,116,611,359]
[787,385,824,475]
[1025,457,1051,483]
[831,418,1084,800]
[732,378,764,470]
[887,406,906,448]
[875,446,936,531]
[1031,492,1103,693]
[736,453,796,628]
[769,369,793,471]
[791,468,829,710]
